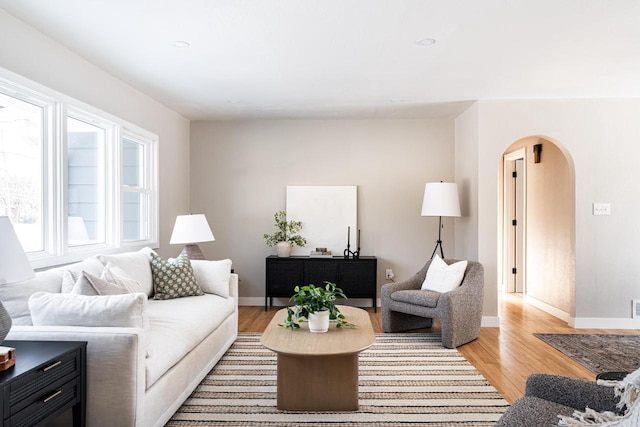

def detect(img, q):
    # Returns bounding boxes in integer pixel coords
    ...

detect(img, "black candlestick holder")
[343,226,360,259]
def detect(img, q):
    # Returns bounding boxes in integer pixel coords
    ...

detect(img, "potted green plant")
[263,211,307,257]
[280,282,355,333]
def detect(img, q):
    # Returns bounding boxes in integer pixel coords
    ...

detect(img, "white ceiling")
[1,0,639,120]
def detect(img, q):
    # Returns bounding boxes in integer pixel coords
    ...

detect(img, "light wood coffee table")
[260,305,375,411]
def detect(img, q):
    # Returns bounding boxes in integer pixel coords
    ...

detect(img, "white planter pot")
[308,310,330,333]
[275,241,292,257]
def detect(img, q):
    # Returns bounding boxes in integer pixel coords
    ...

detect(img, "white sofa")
[0,248,238,427]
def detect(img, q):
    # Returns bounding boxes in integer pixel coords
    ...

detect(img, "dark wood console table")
[0,340,86,427]
[265,256,378,312]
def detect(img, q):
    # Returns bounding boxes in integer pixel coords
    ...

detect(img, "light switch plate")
[593,203,611,216]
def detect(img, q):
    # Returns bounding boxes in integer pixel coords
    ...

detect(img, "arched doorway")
[499,136,576,322]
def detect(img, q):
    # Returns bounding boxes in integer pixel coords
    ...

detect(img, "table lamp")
[169,214,215,260]
[421,182,461,259]
[0,216,35,343]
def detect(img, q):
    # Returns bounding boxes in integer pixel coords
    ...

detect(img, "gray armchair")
[495,373,620,426]
[381,259,483,348]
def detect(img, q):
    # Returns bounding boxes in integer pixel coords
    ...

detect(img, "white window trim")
[0,68,159,270]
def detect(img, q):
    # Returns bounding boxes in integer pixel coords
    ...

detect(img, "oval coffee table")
[260,305,375,411]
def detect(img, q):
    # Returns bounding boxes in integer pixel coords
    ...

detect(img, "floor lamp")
[421,182,461,259]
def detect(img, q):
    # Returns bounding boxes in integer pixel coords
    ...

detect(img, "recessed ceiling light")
[172,40,191,48]
[415,38,436,46]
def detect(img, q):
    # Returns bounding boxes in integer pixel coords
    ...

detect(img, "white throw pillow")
[29,291,148,328]
[190,259,232,298]
[69,271,129,296]
[97,248,154,296]
[60,258,106,293]
[61,269,79,294]
[101,262,145,294]
[420,255,468,293]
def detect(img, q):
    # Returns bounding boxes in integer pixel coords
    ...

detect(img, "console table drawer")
[6,350,80,415]
[7,377,81,427]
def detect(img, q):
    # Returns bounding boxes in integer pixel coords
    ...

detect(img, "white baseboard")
[240,297,501,329]
[524,295,570,322]
[239,297,381,308]
[481,316,500,327]
[569,316,640,329]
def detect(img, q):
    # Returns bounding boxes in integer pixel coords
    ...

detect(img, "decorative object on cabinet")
[343,226,361,259]
[285,186,357,257]
[170,214,215,260]
[263,211,307,257]
[421,182,461,259]
[0,216,35,344]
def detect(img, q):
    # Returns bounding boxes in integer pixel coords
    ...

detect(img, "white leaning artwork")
[285,185,357,257]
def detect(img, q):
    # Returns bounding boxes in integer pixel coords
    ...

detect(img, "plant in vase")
[263,210,307,257]
[279,282,355,333]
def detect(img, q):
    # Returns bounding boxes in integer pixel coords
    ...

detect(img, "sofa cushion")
[390,289,440,308]
[69,271,129,296]
[1,257,105,325]
[150,252,203,300]
[190,259,232,298]
[144,293,235,389]
[97,247,154,296]
[28,291,148,328]
[421,255,468,293]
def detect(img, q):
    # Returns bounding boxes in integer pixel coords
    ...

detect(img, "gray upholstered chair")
[381,258,483,348]
[495,373,619,426]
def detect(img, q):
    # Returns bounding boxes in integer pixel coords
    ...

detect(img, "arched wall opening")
[498,136,576,321]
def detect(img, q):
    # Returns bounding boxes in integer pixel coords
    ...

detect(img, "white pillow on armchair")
[420,255,468,293]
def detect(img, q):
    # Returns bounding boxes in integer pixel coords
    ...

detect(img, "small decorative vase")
[308,310,330,333]
[275,241,292,257]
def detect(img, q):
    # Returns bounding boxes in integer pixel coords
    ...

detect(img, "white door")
[503,151,526,293]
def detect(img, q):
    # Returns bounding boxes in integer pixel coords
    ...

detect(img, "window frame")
[0,70,159,269]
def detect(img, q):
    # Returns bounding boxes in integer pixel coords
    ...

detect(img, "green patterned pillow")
[150,251,204,300]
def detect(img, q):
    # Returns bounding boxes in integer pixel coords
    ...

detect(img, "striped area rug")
[167,332,508,426]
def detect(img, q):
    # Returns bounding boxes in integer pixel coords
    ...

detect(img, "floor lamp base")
[430,216,446,259]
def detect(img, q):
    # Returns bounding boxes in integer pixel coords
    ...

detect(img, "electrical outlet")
[385,269,395,280]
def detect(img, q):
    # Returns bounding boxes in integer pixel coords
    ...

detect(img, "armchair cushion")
[390,289,440,308]
[420,255,467,293]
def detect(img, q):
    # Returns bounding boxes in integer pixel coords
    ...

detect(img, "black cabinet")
[0,340,86,427]
[265,256,377,312]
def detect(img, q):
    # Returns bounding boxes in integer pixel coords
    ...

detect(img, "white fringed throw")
[558,368,640,426]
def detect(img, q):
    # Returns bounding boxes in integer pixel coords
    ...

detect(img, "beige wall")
[460,99,640,327]
[190,119,455,303]
[0,10,191,258]
[503,137,575,315]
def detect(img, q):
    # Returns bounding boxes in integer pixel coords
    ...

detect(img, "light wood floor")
[239,294,636,404]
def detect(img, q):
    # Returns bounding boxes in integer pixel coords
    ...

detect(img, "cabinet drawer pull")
[43,360,62,372]
[43,390,62,403]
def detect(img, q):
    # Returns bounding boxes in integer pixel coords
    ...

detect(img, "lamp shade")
[170,214,215,245]
[0,216,35,285]
[421,182,461,217]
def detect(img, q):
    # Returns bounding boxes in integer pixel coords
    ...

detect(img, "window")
[122,133,154,242]
[0,75,158,268]
[67,115,108,246]
[0,91,47,253]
